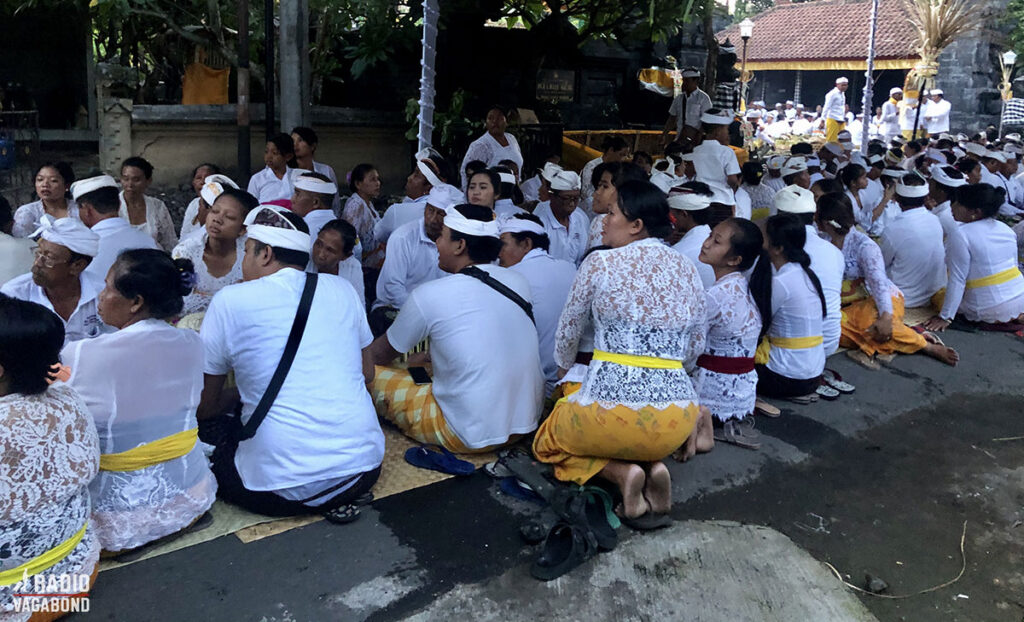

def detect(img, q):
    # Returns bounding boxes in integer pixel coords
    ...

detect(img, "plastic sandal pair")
[530,486,620,581]
[404,444,475,476]
[713,418,761,450]
[822,369,855,394]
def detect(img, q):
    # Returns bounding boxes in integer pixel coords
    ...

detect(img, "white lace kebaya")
[62,319,217,552]
[554,237,706,409]
[0,384,100,619]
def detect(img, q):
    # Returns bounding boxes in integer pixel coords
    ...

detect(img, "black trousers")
[755,364,821,399]
[202,415,380,517]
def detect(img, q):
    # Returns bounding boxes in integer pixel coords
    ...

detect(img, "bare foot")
[643,461,672,514]
[674,406,714,462]
[923,342,959,366]
[599,461,648,519]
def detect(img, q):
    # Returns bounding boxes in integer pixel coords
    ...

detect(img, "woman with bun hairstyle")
[63,248,217,554]
[924,183,1024,330]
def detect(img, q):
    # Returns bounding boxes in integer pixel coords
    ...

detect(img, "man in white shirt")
[763,156,788,192]
[72,174,159,281]
[923,89,952,137]
[290,172,338,241]
[311,218,365,309]
[1,218,111,345]
[373,156,450,244]
[667,182,716,288]
[928,164,968,245]
[881,88,902,142]
[979,151,1022,217]
[692,109,741,191]
[198,205,384,519]
[0,197,33,284]
[780,156,811,191]
[822,77,849,143]
[662,67,713,147]
[534,170,589,265]
[520,156,561,204]
[774,185,844,355]
[368,203,544,452]
[498,213,576,397]
[784,101,797,120]
[878,174,946,308]
[370,183,460,333]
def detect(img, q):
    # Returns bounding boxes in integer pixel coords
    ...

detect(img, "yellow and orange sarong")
[825,119,845,143]
[839,279,926,356]
[371,366,504,454]
[532,387,699,485]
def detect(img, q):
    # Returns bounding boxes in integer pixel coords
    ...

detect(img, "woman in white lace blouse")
[172,188,255,317]
[1,297,100,618]
[63,249,217,554]
[341,164,384,269]
[118,157,178,252]
[695,218,767,449]
[12,162,78,238]
[533,180,712,530]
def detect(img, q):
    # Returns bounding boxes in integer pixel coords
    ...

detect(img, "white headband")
[37,218,100,257]
[929,165,966,187]
[204,173,238,190]
[680,69,700,78]
[700,111,732,125]
[895,182,929,198]
[243,205,312,252]
[444,209,499,239]
[499,218,547,236]
[881,168,906,179]
[498,172,516,184]
[293,175,338,195]
[70,174,118,201]
[417,159,443,187]
[667,192,712,211]
[200,181,225,206]
[550,170,581,192]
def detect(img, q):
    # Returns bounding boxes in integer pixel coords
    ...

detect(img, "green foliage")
[498,0,710,44]
[405,88,473,148]
[1005,0,1024,56]
[733,0,775,20]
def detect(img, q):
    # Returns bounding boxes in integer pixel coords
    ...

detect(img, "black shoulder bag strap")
[238,272,318,441]
[459,265,535,325]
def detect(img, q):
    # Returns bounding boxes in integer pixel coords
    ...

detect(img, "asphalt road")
[80,328,1024,621]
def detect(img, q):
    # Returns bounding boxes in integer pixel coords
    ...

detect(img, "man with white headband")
[198,204,384,521]
[822,77,849,143]
[373,155,450,244]
[773,185,844,355]
[927,164,968,243]
[72,173,158,281]
[878,174,946,308]
[691,109,741,194]
[880,88,903,143]
[662,67,712,147]
[368,203,544,453]
[520,155,561,205]
[2,218,110,345]
[667,181,716,289]
[923,89,951,138]
[290,172,339,242]
[763,155,788,193]
[780,156,811,191]
[978,151,1022,217]
[534,170,589,265]
[370,183,458,332]
[497,213,576,396]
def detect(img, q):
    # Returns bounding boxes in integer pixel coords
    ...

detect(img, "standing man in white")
[880,87,903,143]
[662,68,713,148]
[923,89,952,138]
[822,77,849,144]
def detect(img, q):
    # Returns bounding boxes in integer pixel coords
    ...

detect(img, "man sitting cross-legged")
[367,203,545,453]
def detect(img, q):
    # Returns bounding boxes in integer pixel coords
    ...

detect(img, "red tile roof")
[716,0,919,62]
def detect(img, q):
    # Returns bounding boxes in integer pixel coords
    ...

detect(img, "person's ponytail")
[748,248,774,340]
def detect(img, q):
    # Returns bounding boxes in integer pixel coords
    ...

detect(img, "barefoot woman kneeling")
[532,180,712,530]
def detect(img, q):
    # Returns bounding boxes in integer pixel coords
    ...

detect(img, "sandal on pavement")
[713,419,761,450]
[520,520,548,544]
[580,486,620,551]
[404,444,475,476]
[322,504,360,525]
[846,349,881,370]
[618,511,673,532]
[530,521,598,581]
[815,384,840,401]
[754,399,781,418]
[499,477,546,505]
[822,369,855,394]
[787,393,818,405]
[483,460,515,479]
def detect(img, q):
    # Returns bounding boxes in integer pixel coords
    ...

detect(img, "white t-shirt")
[671,224,715,289]
[533,202,590,265]
[246,166,295,203]
[508,249,577,396]
[1,271,112,345]
[767,262,826,380]
[86,216,159,281]
[386,265,544,448]
[373,219,445,310]
[668,88,713,136]
[879,207,946,308]
[201,268,385,492]
[692,141,740,189]
[374,195,427,244]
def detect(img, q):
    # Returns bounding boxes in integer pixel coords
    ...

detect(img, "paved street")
[82,328,1024,621]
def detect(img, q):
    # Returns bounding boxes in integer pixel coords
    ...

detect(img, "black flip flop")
[580,486,619,551]
[530,521,598,581]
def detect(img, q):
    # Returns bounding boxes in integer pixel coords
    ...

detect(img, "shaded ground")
[80,329,1024,621]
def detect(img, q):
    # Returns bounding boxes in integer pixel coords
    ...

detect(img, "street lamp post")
[739,19,754,109]
[999,50,1017,138]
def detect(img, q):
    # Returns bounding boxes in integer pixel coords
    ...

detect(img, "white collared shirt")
[878,207,946,307]
[923,98,951,133]
[803,225,843,355]
[767,262,826,380]
[373,219,444,310]
[86,216,159,281]
[202,268,385,491]
[387,264,544,448]
[303,208,336,243]
[533,202,590,265]
[508,248,577,396]
[373,195,427,244]
[671,224,715,289]
[823,88,847,122]
[692,140,741,189]
[494,198,526,222]
[246,166,295,203]
[1,271,112,345]
[668,88,713,135]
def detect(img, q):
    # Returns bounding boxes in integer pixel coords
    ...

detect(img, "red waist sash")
[697,354,756,374]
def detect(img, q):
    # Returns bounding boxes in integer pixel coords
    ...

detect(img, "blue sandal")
[404,444,476,476]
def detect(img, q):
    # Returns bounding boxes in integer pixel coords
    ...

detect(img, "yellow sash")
[769,335,824,349]
[965,267,1023,290]
[0,523,87,586]
[840,278,870,305]
[99,428,199,472]
[592,350,683,369]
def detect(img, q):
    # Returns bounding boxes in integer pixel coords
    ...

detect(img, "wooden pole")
[237,0,251,182]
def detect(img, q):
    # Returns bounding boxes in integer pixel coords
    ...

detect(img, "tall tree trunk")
[702,0,718,92]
